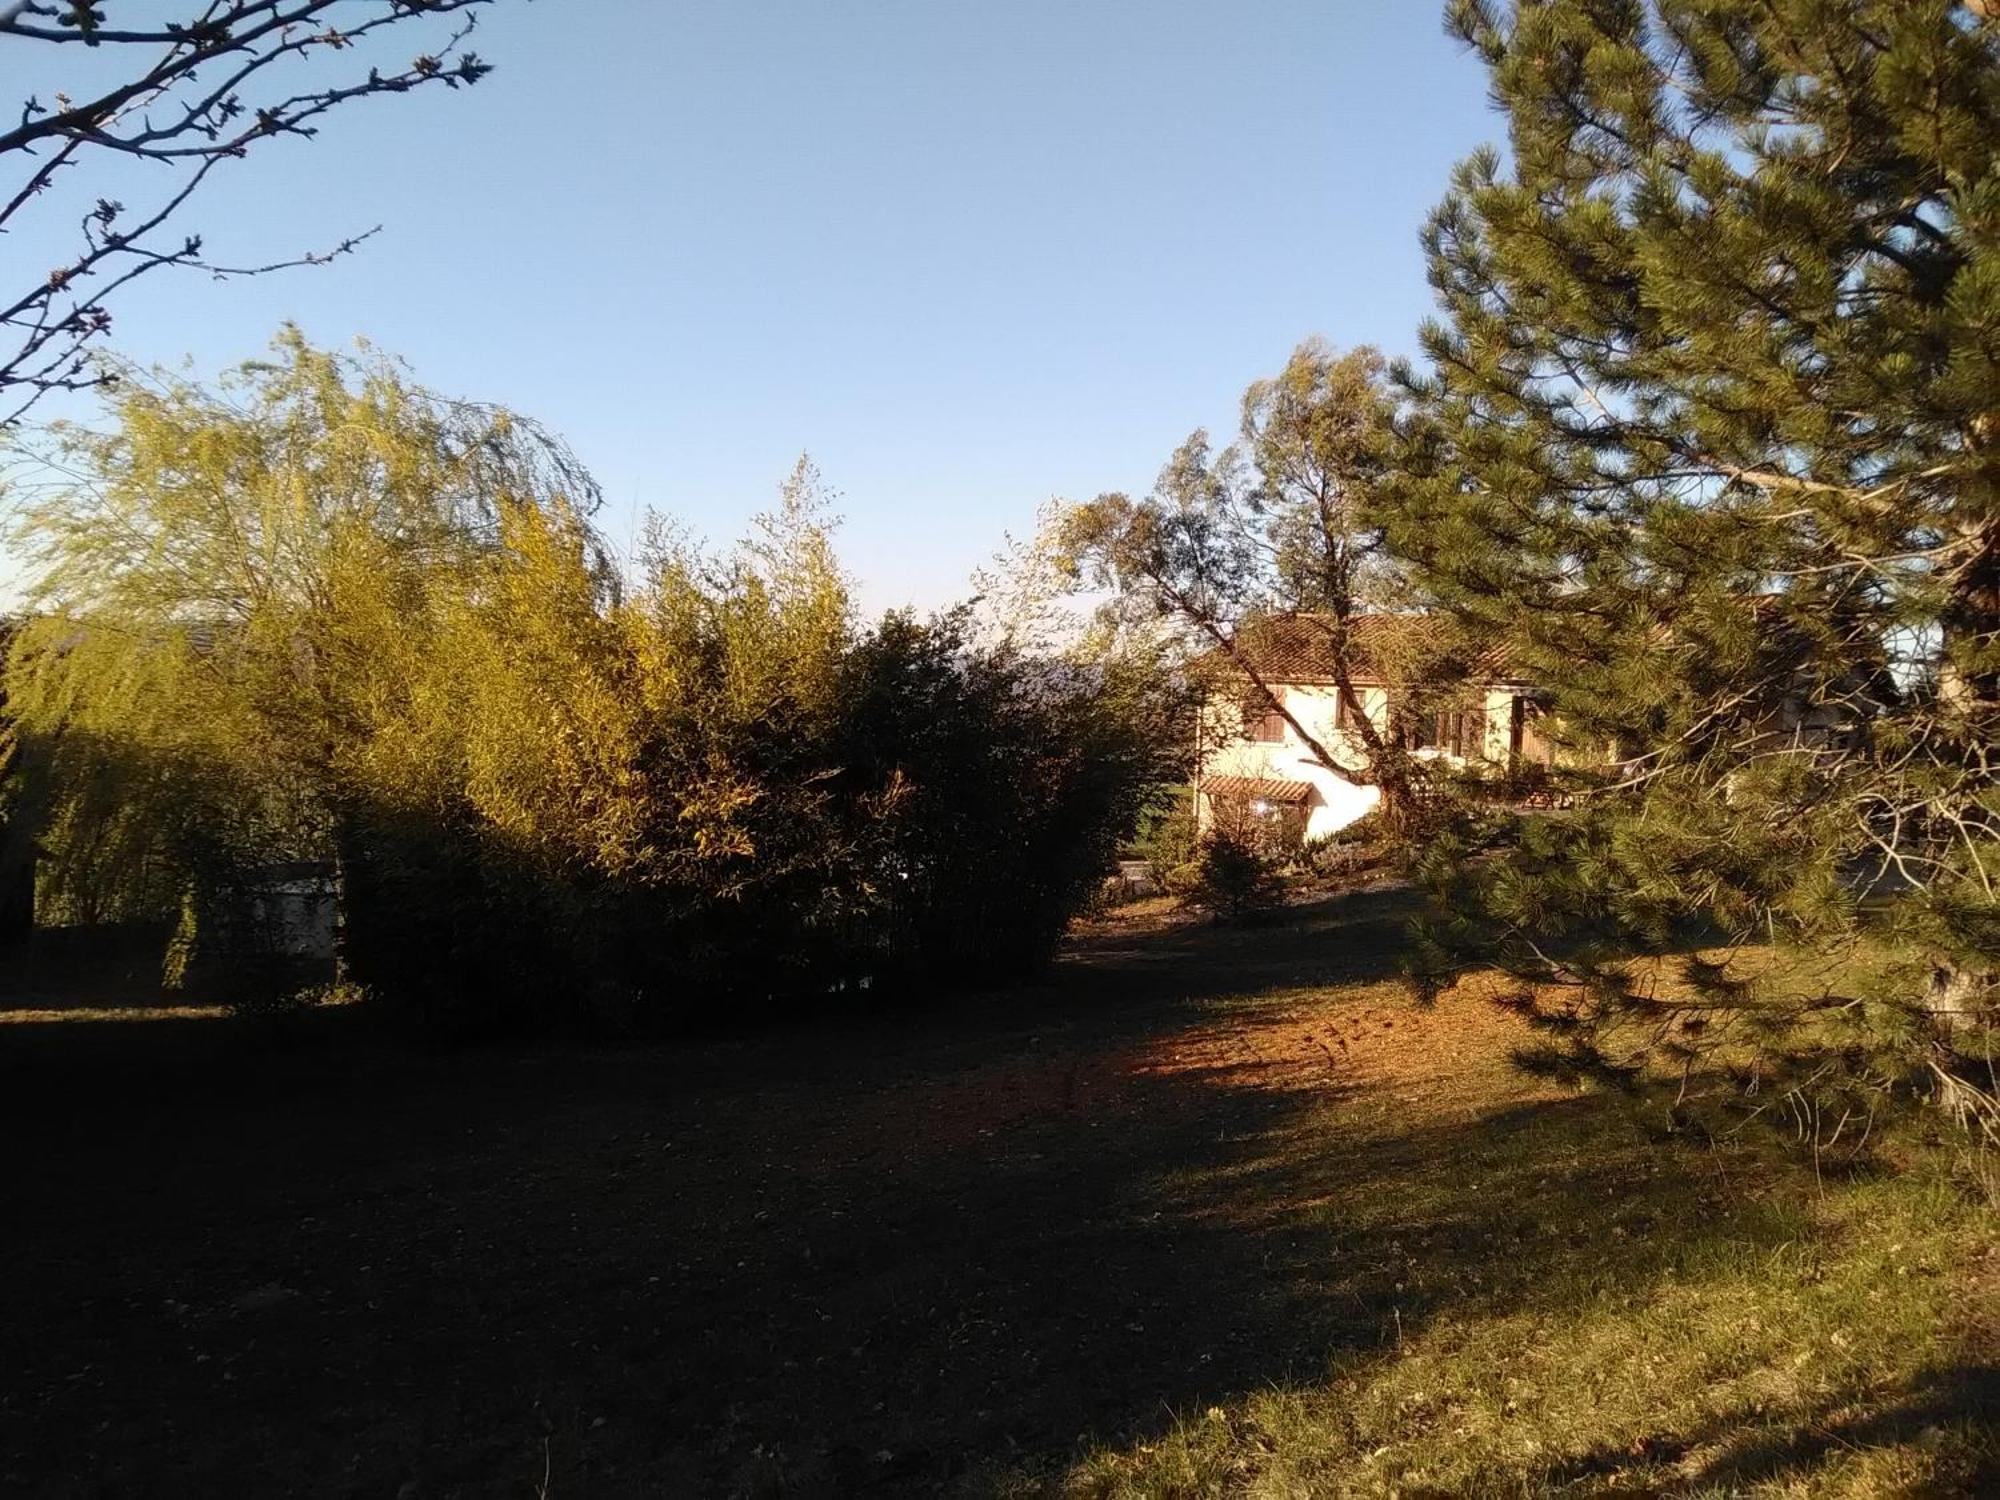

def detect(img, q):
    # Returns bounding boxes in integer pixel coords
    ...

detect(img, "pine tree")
[1389,0,2000,1134]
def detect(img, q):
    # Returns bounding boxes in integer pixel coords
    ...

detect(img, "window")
[1402,703,1472,756]
[1250,709,1287,743]
[1403,708,1434,751]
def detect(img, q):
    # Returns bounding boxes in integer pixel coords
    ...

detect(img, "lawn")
[3,887,1993,1497]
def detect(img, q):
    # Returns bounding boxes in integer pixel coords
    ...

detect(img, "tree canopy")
[3,336,1178,1026]
[1058,340,1471,829]
[1388,0,2000,1131]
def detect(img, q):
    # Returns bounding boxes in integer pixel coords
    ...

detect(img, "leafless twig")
[0,0,498,422]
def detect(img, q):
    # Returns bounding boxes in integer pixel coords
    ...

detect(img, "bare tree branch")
[0,0,499,422]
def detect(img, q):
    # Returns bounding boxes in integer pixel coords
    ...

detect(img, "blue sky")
[20,1,1499,614]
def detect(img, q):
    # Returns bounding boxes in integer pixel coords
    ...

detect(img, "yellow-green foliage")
[5,336,1176,1024]
[4,330,601,937]
[398,496,652,877]
[3,330,840,938]
[373,457,860,892]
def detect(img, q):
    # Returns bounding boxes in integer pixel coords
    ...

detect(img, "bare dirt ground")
[2,887,1989,1496]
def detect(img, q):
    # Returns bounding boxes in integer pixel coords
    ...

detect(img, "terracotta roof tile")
[1198,775,1314,805]
[1215,612,1520,686]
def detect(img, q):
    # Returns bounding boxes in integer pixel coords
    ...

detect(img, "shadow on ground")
[1,887,1989,1495]
[1539,1364,2000,1494]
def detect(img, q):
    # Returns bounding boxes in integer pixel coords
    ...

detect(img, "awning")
[1199,775,1314,806]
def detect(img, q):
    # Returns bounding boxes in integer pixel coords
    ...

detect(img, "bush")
[5,341,1190,1035]
[335,599,1181,1031]
[1327,810,1381,847]
[1298,832,1359,881]
[1128,784,1198,874]
[821,608,1176,991]
[1183,830,1286,923]
[1298,812,1395,883]
[397,521,1195,1025]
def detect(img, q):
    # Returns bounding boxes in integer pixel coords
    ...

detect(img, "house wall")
[1198,684,1526,839]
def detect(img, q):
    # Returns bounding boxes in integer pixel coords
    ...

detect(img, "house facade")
[1196,614,1553,842]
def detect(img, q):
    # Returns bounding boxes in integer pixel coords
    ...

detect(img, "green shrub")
[5,339,1190,1035]
[1298,832,1358,881]
[1128,784,1197,873]
[1328,810,1381,847]
[1298,812,1396,883]
[1184,830,1286,923]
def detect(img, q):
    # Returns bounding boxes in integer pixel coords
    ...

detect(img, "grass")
[1066,1064,1993,1497]
[2,886,1993,1496]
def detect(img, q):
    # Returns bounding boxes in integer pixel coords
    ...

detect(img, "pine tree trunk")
[1925,963,1992,1057]
[1929,484,1996,1054]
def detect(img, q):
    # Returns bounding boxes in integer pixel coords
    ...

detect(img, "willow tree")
[2,327,600,971]
[1390,0,1999,1136]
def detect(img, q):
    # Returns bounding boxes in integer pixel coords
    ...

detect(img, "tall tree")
[5,379,1176,1025]
[1060,340,1461,831]
[1390,0,1999,1134]
[0,0,494,422]
[3,327,598,940]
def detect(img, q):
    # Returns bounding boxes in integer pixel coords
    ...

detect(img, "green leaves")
[1394,0,2000,1133]
[4,337,1176,1028]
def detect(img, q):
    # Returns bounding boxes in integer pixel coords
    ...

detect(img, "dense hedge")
[337,610,1176,1033]
[3,338,1184,1035]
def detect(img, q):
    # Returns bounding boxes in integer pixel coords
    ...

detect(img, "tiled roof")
[1198,775,1314,805]
[1213,613,1521,687]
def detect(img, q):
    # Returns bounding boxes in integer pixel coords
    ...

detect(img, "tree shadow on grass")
[1537,1364,2000,1494]
[0,889,1981,1497]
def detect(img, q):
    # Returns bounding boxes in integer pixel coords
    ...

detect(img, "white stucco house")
[1195,613,1554,842]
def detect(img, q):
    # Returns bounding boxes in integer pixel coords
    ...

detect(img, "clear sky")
[20,1,1500,614]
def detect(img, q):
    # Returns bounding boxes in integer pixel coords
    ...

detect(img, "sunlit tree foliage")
[4,339,1176,1025]
[1388,0,1999,1139]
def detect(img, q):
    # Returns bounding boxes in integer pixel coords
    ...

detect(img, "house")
[1195,613,1555,842]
